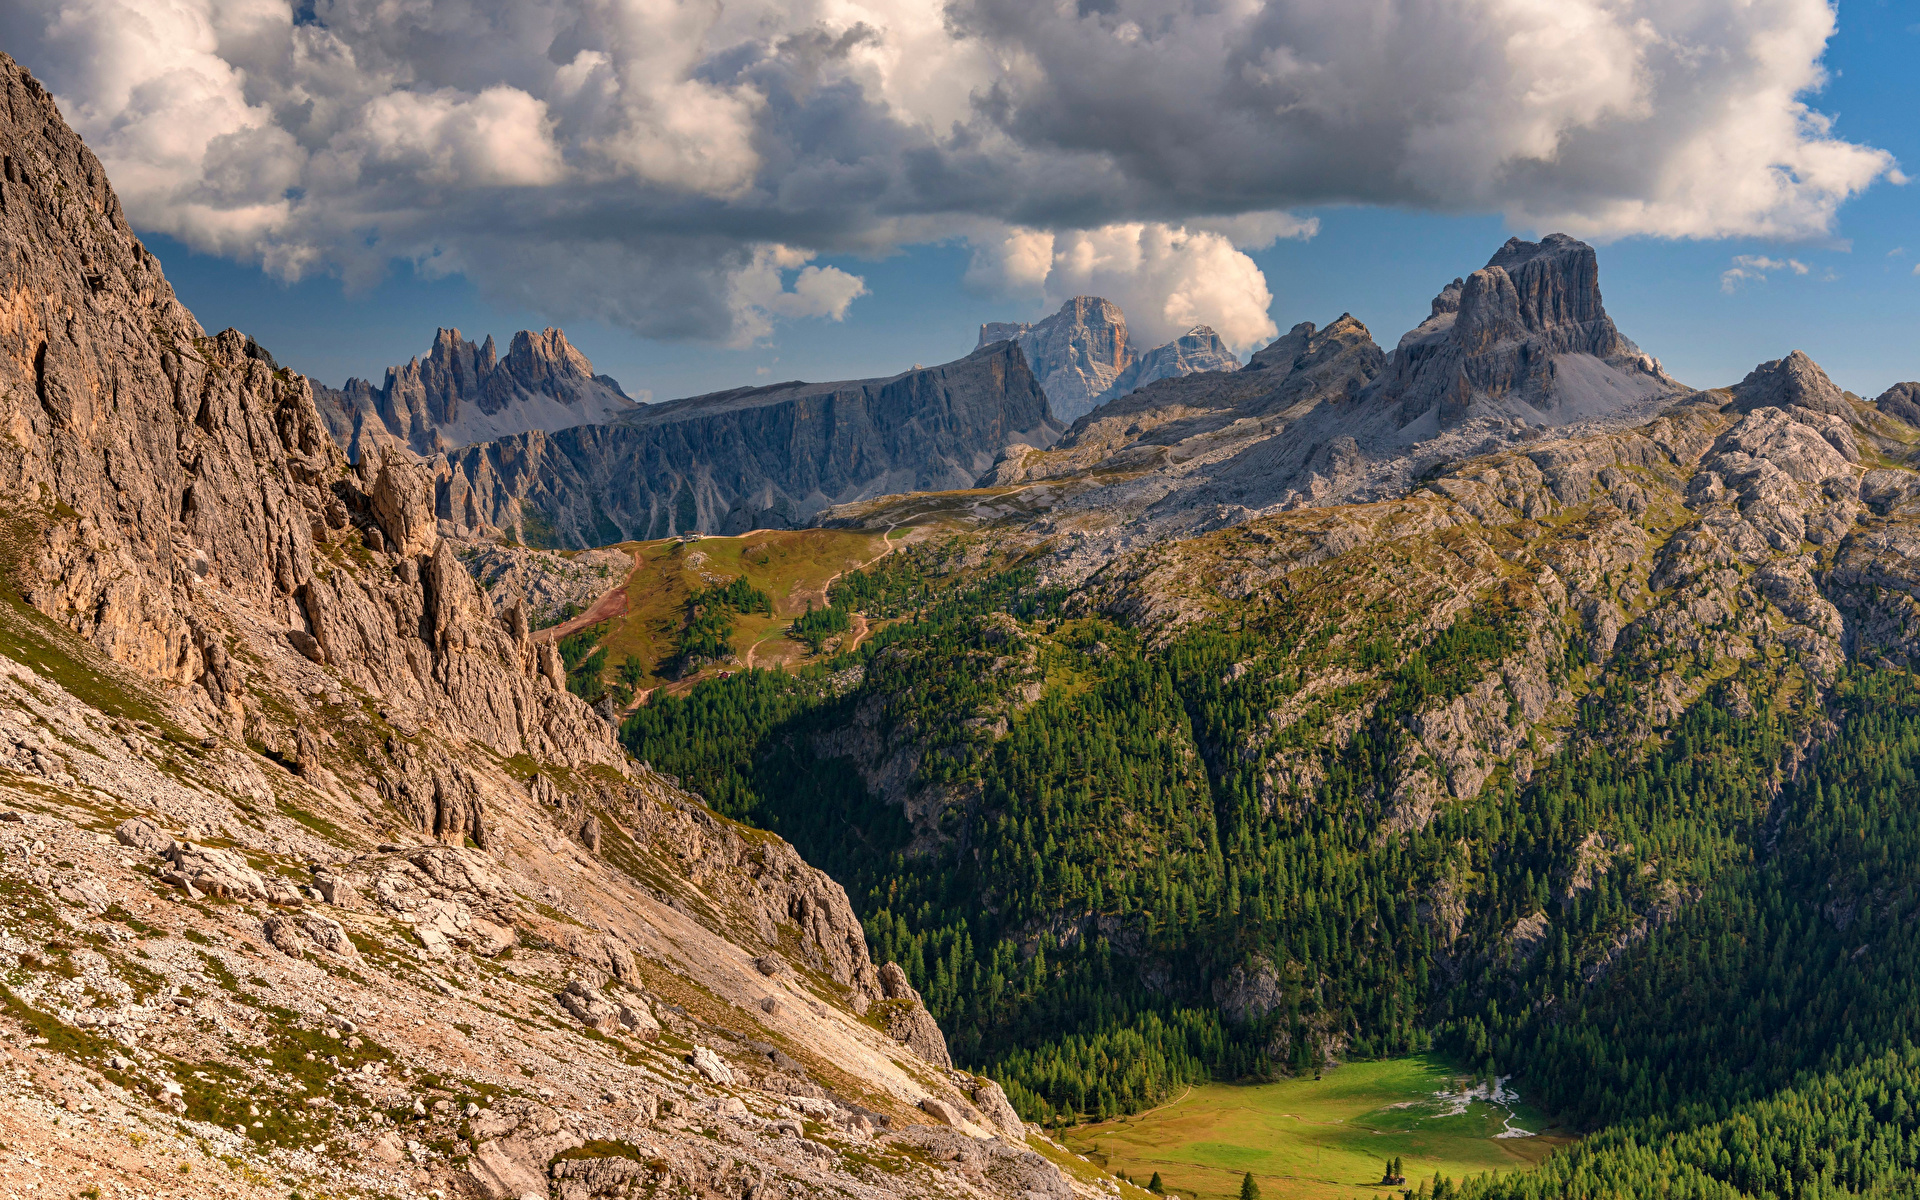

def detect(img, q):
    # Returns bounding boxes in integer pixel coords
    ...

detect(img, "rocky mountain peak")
[1875,381,1920,426]
[316,324,640,457]
[1726,349,1854,419]
[977,296,1250,423]
[1102,324,1240,400]
[1367,232,1680,430]
[978,296,1134,423]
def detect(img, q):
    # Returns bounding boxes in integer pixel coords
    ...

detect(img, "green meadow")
[1061,1057,1569,1200]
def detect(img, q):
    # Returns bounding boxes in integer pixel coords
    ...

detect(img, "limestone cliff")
[978,296,1133,423]
[0,51,1066,1200]
[1366,233,1681,430]
[314,326,638,457]
[977,298,1245,423]
[434,344,1060,545]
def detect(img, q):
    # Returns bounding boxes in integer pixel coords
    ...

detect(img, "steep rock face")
[315,326,638,457]
[1366,233,1680,430]
[969,314,1385,512]
[978,296,1133,422]
[438,342,1058,545]
[1100,325,1239,400]
[1875,382,1920,426]
[0,53,1048,1200]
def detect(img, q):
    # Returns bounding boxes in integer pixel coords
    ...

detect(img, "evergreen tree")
[1239,1172,1260,1200]
[1147,1171,1163,1194]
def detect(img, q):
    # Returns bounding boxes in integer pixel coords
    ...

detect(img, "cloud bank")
[0,0,1897,346]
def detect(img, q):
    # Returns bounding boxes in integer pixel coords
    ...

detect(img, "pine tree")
[1147,1172,1164,1194]
[1239,1171,1260,1200]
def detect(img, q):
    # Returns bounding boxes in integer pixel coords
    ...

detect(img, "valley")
[3,27,1920,1200]
[1063,1057,1566,1200]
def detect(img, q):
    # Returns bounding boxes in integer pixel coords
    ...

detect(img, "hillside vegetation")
[624,385,1920,1196]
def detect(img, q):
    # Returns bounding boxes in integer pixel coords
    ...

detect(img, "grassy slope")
[1064,1057,1568,1200]
[594,529,888,689]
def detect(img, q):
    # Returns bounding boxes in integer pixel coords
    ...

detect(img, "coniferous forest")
[624,536,1920,1198]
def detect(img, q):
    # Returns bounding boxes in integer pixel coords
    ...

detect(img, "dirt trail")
[533,583,629,643]
[844,611,873,653]
[534,550,638,643]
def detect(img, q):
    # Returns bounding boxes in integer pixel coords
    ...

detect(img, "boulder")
[161,842,273,900]
[113,817,169,853]
[557,981,621,1033]
[688,1045,734,1085]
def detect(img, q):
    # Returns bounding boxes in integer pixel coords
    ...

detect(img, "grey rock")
[980,296,1133,423]
[439,341,1058,544]
[980,298,1242,423]
[1875,381,1920,426]
[877,961,953,1068]
[113,817,169,853]
[1099,325,1240,404]
[1725,350,1854,419]
[1366,233,1681,430]
[315,326,638,457]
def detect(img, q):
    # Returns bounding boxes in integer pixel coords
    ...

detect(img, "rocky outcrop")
[1875,382,1920,426]
[315,327,638,457]
[438,342,1059,544]
[0,50,1038,1200]
[1101,325,1239,401]
[1365,233,1681,430]
[1724,350,1856,419]
[877,962,953,1068]
[979,298,1244,422]
[980,296,1133,422]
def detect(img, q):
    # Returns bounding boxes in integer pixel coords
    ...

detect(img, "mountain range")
[15,36,1920,1200]
[314,326,640,457]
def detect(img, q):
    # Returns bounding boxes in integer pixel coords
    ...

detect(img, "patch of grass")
[554,1139,651,1163]
[0,985,117,1061]
[592,529,887,690]
[279,802,351,846]
[1061,1057,1569,1200]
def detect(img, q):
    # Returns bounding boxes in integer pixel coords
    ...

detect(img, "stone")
[439,340,1057,542]
[919,1097,961,1125]
[878,962,954,1068]
[365,1132,406,1164]
[617,1000,661,1039]
[557,981,621,1033]
[969,1077,1029,1141]
[687,1046,733,1085]
[1100,325,1239,403]
[113,817,169,853]
[162,842,270,900]
[1367,233,1679,430]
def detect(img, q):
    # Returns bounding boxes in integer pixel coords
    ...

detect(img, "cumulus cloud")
[968,221,1289,349]
[0,0,1898,346]
[727,246,869,347]
[1721,254,1812,292]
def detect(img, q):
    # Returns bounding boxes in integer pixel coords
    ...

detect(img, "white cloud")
[727,246,869,347]
[0,0,1900,345]
[970,222,1278,350]
[1721,254,1811,292]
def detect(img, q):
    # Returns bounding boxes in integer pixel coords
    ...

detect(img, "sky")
[5,0,1916,402]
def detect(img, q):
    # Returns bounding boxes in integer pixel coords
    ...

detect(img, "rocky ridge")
[0,51,1087,1200]
[978,297,1241,422]
[432,345,1060,546]
[857,235,1687,581]
[315,327,640,458]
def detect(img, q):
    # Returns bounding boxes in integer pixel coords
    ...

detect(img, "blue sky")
[144,1,1919,404]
